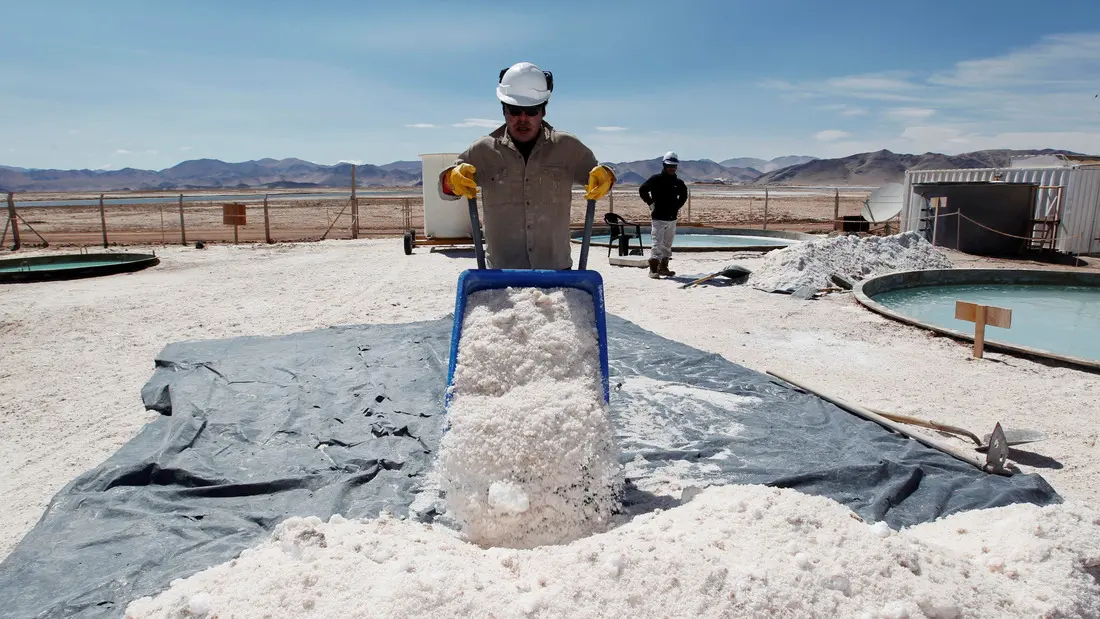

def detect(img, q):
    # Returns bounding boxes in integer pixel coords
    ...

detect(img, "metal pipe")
[579,198,595,270]
[467,197,486,269]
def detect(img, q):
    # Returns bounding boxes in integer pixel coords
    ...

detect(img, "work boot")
[658,258,675,277]
[648,258,660,279]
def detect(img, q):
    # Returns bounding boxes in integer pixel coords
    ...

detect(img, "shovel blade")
[983,428,1046,447]
[984,423,1009,474]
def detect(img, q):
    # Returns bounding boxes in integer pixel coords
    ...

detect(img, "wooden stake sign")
[955,300,1012,359]
[223,203,247,244]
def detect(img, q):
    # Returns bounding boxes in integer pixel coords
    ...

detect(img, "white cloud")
[885,107,936,121]
[452,118,500,128]
[405,123,436,128]
[815,130,850,142]
[96,163,113,170]
[337,159,362,165]
[900,125,968,144]
[180,146,193,152]
[823,104,868,117]
[931,32,1100,88]
[596,126,627,132]
[114,149,131,155]
[145,149,158,154]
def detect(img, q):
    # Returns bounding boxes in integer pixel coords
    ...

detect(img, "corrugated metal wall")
[901,167,1100,254]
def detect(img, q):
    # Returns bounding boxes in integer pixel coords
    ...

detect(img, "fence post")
[263,195,273,243]
[178,194,187,245]
[6,192,20,251]
[350,166,359,239]
[763,187,769,230]
[99,193,109,248]
[687,188,692,223]
[834,188,840,225]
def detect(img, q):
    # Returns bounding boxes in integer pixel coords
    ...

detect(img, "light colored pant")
[650,219,676,260]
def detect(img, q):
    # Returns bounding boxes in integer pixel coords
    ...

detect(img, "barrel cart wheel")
[403,230,415,255]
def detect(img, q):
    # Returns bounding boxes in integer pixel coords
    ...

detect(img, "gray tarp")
[0,314,1059,619]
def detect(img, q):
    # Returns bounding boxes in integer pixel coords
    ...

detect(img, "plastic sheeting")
[0,315,1059,619]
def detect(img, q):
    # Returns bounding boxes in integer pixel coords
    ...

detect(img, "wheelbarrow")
[444,195,611,414]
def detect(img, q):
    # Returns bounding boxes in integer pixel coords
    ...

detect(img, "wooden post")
[178,194,187,245]
[99,193,109,248]
[763,187,769,230]
[608,188,614,213]
[159,203,166,245]
[833,188,840,225]
[6,192,20,251]
[263,195,272,244]
[687,188,692,222]
[350,165,359,239]
[955,300,1012,359]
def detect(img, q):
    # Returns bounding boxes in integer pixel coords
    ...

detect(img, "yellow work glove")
[446,163,478,199]
[585,164,615,200]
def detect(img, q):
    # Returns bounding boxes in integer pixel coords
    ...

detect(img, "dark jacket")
[639,172,688,221]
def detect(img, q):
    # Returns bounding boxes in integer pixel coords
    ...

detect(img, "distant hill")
[610,158,760,184]
[720,155,817,173]
[1,149,1093,192]
[0,158,422,192]
[752,149,1088,186]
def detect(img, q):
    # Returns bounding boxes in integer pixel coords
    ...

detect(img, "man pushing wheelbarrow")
[437,61,616,269]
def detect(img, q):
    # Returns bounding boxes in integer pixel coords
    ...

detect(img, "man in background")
[639,151,688,278]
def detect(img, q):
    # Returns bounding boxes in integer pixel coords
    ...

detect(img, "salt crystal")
[747,232,953,293]
[436,287,623,548]
[186,592,212,616]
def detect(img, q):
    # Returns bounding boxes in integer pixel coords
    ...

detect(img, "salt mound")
[124,484,1100,619]
[748,231,953,292]
[436,287,623,549]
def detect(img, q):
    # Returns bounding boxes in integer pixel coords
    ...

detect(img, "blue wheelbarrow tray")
[445,268,612,411]
[444,196,610,413]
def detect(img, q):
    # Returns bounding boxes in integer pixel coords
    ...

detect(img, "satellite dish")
[862,182,904,222]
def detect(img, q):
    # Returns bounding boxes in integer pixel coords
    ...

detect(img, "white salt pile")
[436,286,623,549]
[124,484,1100,619]
[747,231,953,292]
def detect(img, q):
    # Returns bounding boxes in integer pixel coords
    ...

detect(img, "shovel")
[445,195,610,410]
[868,408,1046,452]
[679,265,752,289]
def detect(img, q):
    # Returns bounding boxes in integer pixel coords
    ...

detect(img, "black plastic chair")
[604,212,644,257]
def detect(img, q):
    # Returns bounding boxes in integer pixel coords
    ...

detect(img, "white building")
[900,159,1100,256]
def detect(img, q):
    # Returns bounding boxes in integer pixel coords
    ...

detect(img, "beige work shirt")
[438,121,598,270]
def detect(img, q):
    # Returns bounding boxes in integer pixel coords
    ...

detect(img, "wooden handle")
[766,370,1007,475]
[868,408,983,446]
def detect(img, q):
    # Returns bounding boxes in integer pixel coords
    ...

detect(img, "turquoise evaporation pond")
[872,283,1100,362]
[0,259,137,273]
[587,233,796,248]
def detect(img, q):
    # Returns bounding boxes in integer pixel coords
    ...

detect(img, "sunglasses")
[504,104,544,117]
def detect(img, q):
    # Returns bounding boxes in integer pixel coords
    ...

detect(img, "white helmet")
[663,151,679,166]
[496,62,553,106]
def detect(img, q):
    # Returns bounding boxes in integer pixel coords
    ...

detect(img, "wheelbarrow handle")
[468,196,596,271]
[579,198,596,271]
[467,196,486,270]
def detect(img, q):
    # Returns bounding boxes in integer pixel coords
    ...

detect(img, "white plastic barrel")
[419,153,472,239]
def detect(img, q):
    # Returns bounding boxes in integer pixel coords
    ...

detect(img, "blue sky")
[2,0,1099,170]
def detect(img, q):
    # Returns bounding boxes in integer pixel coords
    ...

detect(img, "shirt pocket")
[539,164,572,198]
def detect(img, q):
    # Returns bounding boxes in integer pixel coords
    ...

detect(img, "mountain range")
[0,150,1089,193]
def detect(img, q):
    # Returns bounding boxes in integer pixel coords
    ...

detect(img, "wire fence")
[2,187,875,250]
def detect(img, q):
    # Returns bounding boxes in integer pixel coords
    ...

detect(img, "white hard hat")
[663,151,679,166]
[496,62,553,106]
